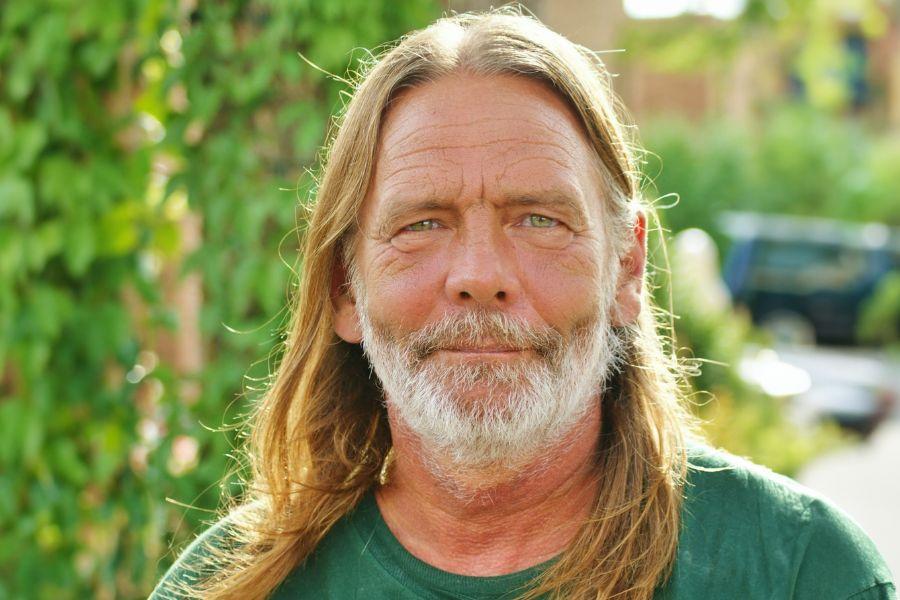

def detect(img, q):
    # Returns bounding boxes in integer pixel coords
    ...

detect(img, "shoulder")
[684,443,820,516]
[671,444,895,599]
[149,514,238,600]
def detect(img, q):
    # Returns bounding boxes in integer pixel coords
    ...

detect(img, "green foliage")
[622,0,889,111]
[0,1,439,598]
[619,17,744,73]
[858,272,900,347]
[643,106,900,240]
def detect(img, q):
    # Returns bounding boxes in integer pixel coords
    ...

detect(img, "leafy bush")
[0,1,439,598]
[642,106,900,241]
[858,273,900,347]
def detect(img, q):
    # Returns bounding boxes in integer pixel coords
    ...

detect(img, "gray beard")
[355,301,625,471]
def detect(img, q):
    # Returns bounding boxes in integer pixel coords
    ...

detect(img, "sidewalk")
[798,418,900,581]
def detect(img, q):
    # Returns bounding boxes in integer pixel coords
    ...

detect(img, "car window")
[750,241,871,292]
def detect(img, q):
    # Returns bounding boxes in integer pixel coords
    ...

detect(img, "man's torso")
[154,444,896,599]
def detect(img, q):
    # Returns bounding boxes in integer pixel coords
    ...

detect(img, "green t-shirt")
[152,445,896,599]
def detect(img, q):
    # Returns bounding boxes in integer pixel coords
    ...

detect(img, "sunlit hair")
[167,8,697,600]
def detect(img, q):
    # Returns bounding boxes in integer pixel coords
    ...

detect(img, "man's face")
[335,74,635,468]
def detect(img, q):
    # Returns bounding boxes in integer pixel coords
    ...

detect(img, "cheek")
[517,240,607,324]
[362,244,448,330]
[506,226,574,251]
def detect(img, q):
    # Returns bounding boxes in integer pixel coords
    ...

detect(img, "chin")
[446,383,523,418]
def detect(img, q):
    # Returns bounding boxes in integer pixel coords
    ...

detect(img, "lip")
[437,347,527,357]
[443,347,523,353]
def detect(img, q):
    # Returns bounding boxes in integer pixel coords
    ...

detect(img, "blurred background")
[1,0,898,597]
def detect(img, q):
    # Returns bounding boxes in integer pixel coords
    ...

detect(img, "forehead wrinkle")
[381,109,583,164]
[382,110,566,150]
[494,154,578,181]
[385,114,537,146]
[381,111,585,170]
[489,134,581,162]
[379,159,449,184]
[384,137,570,166]
[377,155,461,199]
[493,156,586,200]
[379,176,437,207]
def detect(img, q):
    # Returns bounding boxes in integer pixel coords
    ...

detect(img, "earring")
[378,447,395,486]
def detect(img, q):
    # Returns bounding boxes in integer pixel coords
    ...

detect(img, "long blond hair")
[169,9,696,600]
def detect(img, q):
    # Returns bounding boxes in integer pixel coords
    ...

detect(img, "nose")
[444,220,520,307]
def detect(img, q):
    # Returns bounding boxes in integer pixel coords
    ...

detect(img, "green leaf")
[230,61,276,104]
[151,220,180,256]
[26,220,64,272]
[22,397,45,467]
[306,25,358,71]
[0,228,24,279]
[0,108,14,162]
[79,39,119,78]
[28,283,73,339]
[38,155,79,210]
[98,202,143,257]
[0,174,35,225]
[0,398,25,467]
[13,121,48,171]
[3,1,41,30]
[91,421,126,484]
[7,54,34,101]
[63,217,96,276]
[50,439,90,486]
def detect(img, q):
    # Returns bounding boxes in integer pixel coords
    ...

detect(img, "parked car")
[719,211,900,346]
[740,345,898,437]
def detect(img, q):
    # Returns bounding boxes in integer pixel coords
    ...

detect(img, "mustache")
[395,311,566,362]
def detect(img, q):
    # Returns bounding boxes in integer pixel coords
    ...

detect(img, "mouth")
[435,347,528,360]
[442,347,524,353]
[440,336,525,352]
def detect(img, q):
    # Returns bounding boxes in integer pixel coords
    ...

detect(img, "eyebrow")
[502,192,590,229]
[370,191,591,239]
[371,199,454,240]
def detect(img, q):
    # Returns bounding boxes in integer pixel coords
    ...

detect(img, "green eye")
[404,219,439,232]
[525,214,558,228]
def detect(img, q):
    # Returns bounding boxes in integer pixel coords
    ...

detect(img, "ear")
[331,257,363,344]
[612,211,647,327]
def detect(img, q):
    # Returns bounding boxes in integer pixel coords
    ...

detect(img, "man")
[153,10,895,600]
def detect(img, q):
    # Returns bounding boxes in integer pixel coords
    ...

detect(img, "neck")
[374,402,601,576]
